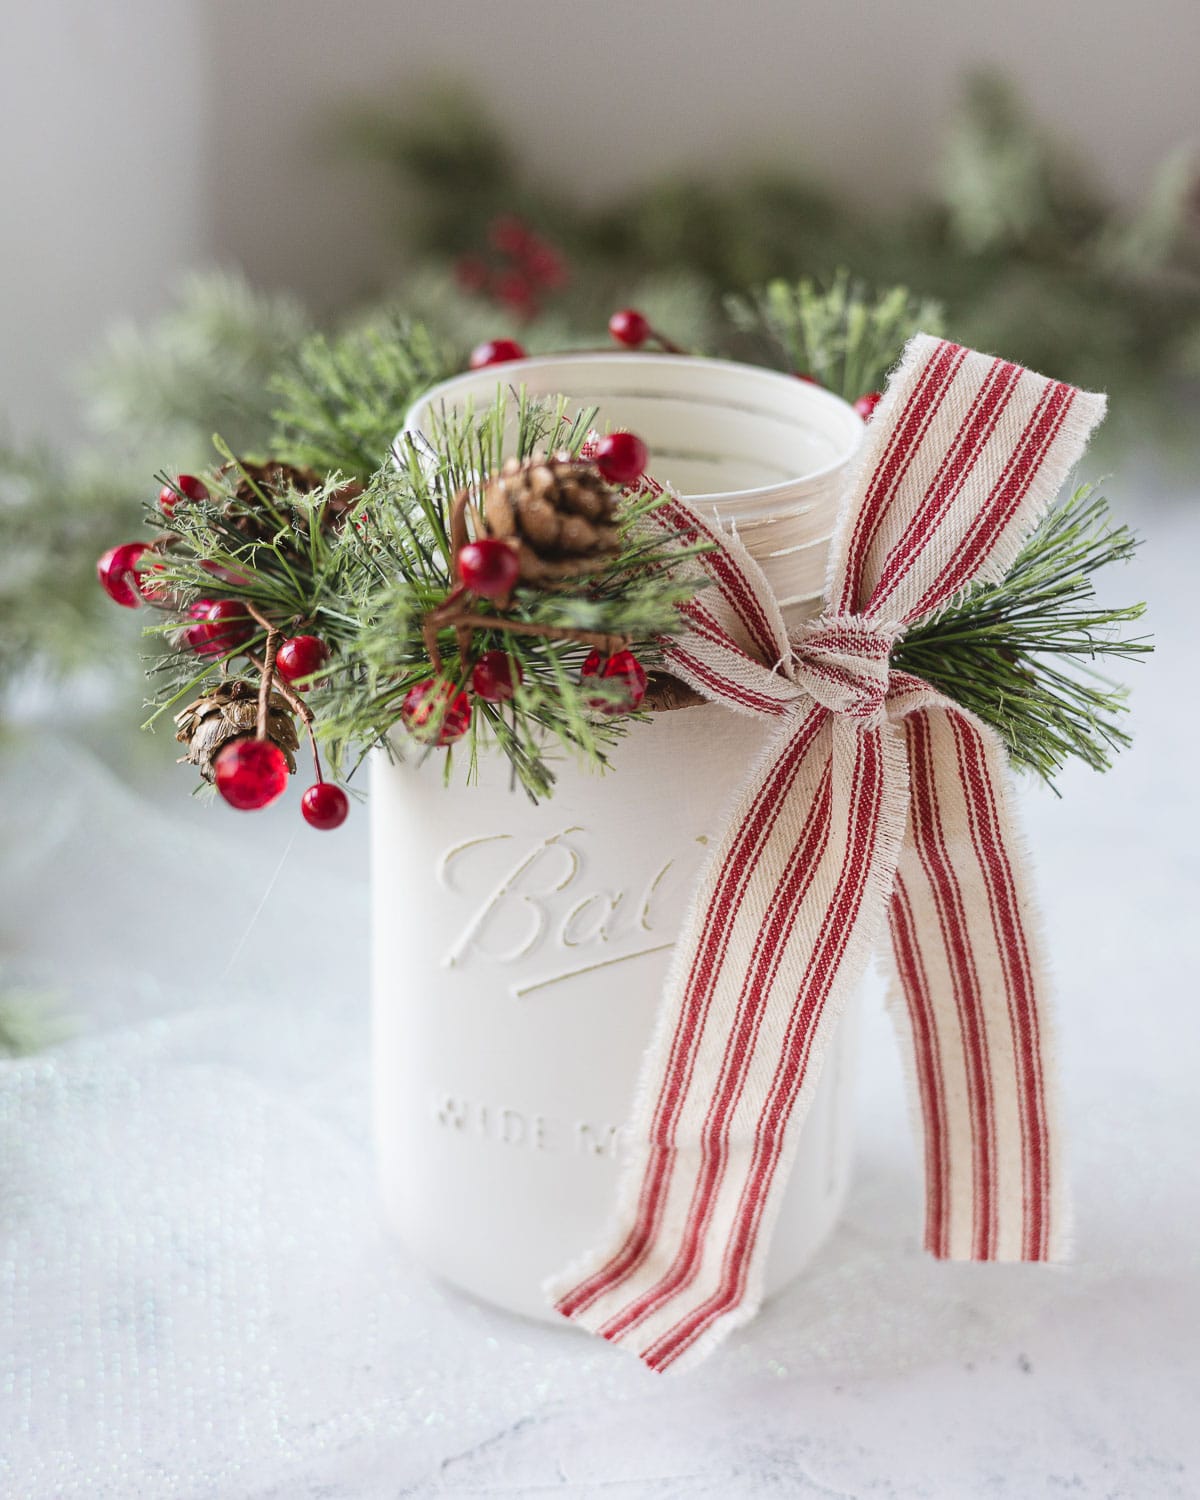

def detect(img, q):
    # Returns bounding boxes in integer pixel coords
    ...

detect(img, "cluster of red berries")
[101,372,662,816]
[401,644,648,747]
[455,215,569,322]
[205,741,345,826]
[97,475,348,828]
[208,740,348,829]
[96,475,212,608]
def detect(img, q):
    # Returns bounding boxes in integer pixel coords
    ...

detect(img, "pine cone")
[220,460,364,553]
[175,678,299,783]
[643,671,705,712]
[478,453,621,585]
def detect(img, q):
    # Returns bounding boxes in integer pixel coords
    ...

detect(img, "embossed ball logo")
[436,825,710,998]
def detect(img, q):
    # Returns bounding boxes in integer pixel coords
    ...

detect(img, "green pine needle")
[270,310,454,480]
[726,271,946,399]
[895,483,1151,783]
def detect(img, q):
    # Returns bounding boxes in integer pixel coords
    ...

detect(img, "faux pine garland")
[86,283,1149,820]
[141,397,705,800]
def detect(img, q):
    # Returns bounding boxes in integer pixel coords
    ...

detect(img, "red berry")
[181,597,215,650]
[609,308,651,348]
[458,538,520,600]
[793,372,822,386]
[187,598,254,657]
[468,338,527,370]
[214,739,290,811]
[489,214,533,258]
[300,782,349,830]
[523,241,568,289]
[402,679,472,745]
[454,254,490,293]
[276,634,330,685]
[854,390,884,421]
[581,648,648,714]
[200,558,250,587]
[593,431,649,487]
[493,270,538,318]
[159,473,209,516]
[138,559,172,604]
[97,542,149,608]
[472,650,523,703]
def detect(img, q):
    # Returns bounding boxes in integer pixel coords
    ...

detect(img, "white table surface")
[2,484,1196,1499]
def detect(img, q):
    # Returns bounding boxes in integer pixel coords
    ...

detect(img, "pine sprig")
[316,394,705,797]
[138,460,370,733]
[0,441,138,684]
[82,270,310,461]
[726,271,946,398]
[121,289,1148,805]
[139,390,706,800]
[270,311,454,480]
[895,483,1150,782]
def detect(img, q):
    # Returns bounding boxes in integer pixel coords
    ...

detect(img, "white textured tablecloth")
[2,492,1196,1499]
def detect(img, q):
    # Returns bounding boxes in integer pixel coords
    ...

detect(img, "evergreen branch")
[894,483,1151,783]
[270,311,454,480]
[140,391,705,801]
[725,271,946,399]
[82,270,310,460]
[0,441,137,684]
[315,394,697,798]
[116,270,1148,810]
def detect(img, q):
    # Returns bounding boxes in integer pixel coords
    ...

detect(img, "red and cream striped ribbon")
[548,335,1106,1372]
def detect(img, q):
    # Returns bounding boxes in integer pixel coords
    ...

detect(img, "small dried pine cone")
[642,671,705,713]
[478,452,621,585]
[219,460,364,547]
[175,678,300,783]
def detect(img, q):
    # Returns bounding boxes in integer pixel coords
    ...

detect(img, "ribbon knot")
[550,336,1106,1373]
[788,614,900,722]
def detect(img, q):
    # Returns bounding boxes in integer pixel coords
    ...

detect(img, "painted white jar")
[372,356,863,1322]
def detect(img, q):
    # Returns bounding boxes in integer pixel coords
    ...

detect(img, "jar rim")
[402,352,863,507]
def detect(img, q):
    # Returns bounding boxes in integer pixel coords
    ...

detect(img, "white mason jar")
[372,356,863,1323]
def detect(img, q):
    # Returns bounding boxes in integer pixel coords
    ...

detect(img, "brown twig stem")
[243,602,285,745]
[649,327,685,355]
[454,611,629,656]
[448,488,471,558]
[423,581,629,672]
[255,627,279,739]
[248,646,323,781]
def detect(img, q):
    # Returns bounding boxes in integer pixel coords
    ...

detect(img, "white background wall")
[0,0,208,445]
[2,0,1196,444]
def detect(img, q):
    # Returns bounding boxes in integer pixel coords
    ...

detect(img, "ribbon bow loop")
[788,614,900,722]
[550,336,1106,1373]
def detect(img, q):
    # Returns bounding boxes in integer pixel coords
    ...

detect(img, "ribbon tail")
[886,699,1067,1262]
[546,710,911,1372]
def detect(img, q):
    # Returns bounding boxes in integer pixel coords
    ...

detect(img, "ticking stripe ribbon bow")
[547,335,1106,1372]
